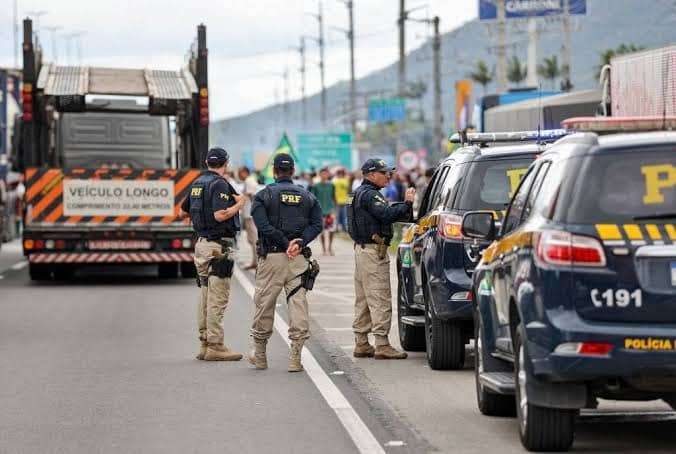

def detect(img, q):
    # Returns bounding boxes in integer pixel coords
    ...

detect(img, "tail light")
[535,230,606,267]
[199,88,209,126]
[55,240,66,249]
[22,85,33,122]
[171,239,182,249]
[555,342,614,357]
[438,213,463,240]
[34,239,45,250]
[24,239,34,250]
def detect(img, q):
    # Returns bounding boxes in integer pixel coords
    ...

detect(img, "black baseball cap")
[273,153,295,170]
[361,158,395,173]
[206,147,229,166]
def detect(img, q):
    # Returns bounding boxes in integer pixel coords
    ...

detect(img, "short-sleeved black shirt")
[181,176,239,214]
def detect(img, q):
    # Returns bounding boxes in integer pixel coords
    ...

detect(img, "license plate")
[88,240,152,250]
[672,262,676,286]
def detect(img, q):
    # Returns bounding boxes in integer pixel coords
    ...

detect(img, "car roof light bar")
[449,129,568,144]
[562,116,676,132]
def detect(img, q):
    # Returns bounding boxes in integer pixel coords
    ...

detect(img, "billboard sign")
[368,98,406,124]
[479,0,587,20]
[297,133,353,171]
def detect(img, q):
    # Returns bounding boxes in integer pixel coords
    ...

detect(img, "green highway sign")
[297,133,353,171]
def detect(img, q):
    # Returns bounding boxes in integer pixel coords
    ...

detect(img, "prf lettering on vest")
[281,193,302,204]
[506,168,529,197]
[642,164,676,204]
[191,187,203,197]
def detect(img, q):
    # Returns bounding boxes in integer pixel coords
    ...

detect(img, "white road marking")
[310,312,354,317]
[324,327,354,332]
[10,261,28,271]
[234,267,385,454]
[312,289,354,303]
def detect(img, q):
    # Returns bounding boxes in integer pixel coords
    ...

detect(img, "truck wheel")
[425,296,465,370]
[180,262,197,278]
[398,278,425,352]
[158,263,179,279]
[29,264,52,281]
[475,312,515,416]
[515,327,575,452]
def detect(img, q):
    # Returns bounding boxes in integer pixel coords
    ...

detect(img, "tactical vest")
[265,183,312,238]
[346,185,393,244]
[189,172,239,240]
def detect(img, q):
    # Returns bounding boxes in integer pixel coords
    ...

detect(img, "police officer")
[249,153,323,372]
[347,159,415,359]
[180,147,244,362]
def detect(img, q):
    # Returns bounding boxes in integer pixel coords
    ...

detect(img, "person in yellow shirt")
[333,168,350,232]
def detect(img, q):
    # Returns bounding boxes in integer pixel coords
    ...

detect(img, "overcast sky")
[0,0,477,120]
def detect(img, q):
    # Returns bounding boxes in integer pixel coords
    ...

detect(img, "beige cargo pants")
[194,238,234,346]
[251,253,310,342]
[352,244,392,346]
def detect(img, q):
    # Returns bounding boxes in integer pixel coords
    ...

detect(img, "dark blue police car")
[396,130,567,370]
[464,117,676,451]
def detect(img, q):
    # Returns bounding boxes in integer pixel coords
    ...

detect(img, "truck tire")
[425,295,465,370]
[515,327,575,452]
[29,263,52,281]
[397,276,425,352]
[180,262,197,278]
[475,312,516,417]
[158,263,179,279]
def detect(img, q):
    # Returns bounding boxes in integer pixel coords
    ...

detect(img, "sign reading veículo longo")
[297,133,353,171]
[63,179,175,217]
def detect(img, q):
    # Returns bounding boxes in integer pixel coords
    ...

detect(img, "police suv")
[396,130,567,370]
[464,117,676,451]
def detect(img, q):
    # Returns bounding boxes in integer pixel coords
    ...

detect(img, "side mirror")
[461,211,496,241]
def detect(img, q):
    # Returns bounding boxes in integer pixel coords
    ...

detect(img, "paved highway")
[1,238,676,453]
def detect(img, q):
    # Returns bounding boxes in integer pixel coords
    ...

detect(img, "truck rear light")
[45,240,55,249]
[182,239,192,248]
[34,240,45,250]
[555,342,614,357]
[55,240,66,249]
[24,239,34,250]
[536,230,606,267]
[438,213,463,240]
[171,239,182,249]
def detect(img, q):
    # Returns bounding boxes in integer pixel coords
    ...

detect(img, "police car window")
[442,163,466,209]
[522,162,550,221]
[533,159,568,219]
[502,166,538,235]
[456,157,534,212]
[428,167,450,210]
[566,148,675,223]
[418,167,444,217]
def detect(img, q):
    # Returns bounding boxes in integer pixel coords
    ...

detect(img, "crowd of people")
[224,163,434,261]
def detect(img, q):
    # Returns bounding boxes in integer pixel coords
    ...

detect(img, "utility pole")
[309,1,327,127]
[298,37,307,128]
[283,67,289,117]
[45,26,61,63]
[561,0,573,91]
[432,16,443,159]
[347,0,356,137]
[496,0,507,92]
[398,0,406,97]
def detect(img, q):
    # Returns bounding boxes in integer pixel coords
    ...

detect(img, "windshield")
[58,112,171,169]
[567,148,676,223]
[455,157,534,211]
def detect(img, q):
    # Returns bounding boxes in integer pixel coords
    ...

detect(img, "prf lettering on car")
[281,193,302,204]
[506,168,529,197]
[642,164,676,204]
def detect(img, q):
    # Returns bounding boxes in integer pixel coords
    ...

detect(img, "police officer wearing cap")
[347,159,415,359]
[180,147,244,362]
[248,153,323,372]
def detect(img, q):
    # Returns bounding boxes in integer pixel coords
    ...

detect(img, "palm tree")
[507,56,528,87]
[596,43,644,78]
[469,60,493,94]
[537,56,561,89]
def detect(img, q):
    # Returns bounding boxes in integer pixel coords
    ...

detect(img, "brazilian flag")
[261,133,300,183]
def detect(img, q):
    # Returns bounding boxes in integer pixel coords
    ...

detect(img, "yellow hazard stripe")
[645,224,662,241]
[666,224,676,241]
[595,224,623,241]
[623,224,643,241]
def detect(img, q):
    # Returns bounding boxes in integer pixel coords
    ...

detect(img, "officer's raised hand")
[215,194,245,222]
